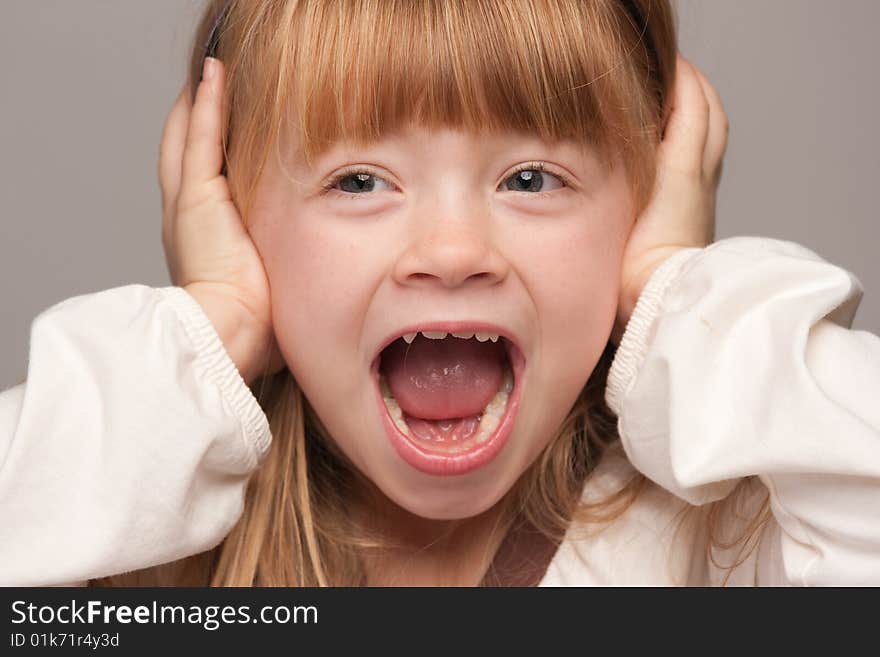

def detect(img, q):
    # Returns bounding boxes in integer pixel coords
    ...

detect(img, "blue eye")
[321,161,571,197]
[502,163,568,193]
[322,170,395,195]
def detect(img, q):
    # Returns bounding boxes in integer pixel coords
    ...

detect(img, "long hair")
[93,0,769,587]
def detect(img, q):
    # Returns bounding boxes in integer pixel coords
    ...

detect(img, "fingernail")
[202,57,216,82]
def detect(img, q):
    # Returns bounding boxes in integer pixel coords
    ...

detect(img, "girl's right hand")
[159,57,285,385]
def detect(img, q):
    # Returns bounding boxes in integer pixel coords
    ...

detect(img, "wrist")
[184,283,270,386]
[614,247,688,343]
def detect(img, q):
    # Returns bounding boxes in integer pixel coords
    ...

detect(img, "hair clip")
[203,0,232,63]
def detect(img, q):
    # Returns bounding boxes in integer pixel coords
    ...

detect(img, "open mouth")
[369,331,526,476]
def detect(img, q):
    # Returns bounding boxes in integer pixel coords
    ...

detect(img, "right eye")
[321,168,396,196]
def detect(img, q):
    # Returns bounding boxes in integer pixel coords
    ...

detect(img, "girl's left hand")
[611,53,728,345]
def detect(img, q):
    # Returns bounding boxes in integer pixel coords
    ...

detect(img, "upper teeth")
[402,330,500,344]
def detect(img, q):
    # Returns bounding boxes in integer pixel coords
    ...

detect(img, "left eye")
[501,167,566,193]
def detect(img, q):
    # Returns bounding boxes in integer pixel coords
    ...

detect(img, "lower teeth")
[379,362,514,447]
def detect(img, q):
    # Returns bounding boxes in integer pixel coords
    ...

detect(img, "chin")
[376,466,517,521]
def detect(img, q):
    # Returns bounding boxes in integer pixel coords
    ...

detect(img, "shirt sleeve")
[605,236,880,586]
[0,285,272,586]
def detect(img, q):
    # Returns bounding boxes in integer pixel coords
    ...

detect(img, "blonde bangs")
[286,0,619,162]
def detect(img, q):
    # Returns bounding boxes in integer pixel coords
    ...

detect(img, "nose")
[391,209,510,290]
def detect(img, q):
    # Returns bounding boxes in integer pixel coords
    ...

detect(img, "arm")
[606,236,879,585]
[0,285,271,586]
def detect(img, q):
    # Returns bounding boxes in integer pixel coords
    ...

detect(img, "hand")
[159,58,285,385]
[611,53,728,345]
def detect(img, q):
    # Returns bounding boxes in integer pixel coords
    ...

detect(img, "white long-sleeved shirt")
[1,236,877,586]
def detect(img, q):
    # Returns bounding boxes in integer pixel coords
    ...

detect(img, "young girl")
[2,0,878,586]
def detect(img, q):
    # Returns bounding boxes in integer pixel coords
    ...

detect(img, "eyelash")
[320,161,572,199]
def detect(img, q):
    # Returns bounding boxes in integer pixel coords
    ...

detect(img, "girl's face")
[249,124,634,520]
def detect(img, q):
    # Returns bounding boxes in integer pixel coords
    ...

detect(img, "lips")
[370,337,526,476]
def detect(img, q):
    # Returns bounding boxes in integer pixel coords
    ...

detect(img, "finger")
[659,53,711,178]
[690,64,729,181]
[158,82,192,217]
[180,58,226,195]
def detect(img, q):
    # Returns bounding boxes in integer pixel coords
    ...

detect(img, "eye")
[321,167,396,197]
[500,162,570,195]
[320,161,572,198]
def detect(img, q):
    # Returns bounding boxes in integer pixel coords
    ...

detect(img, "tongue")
[380,335,505,442]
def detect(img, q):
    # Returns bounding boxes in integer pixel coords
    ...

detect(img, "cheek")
[534,241,620,444]
[248,206,331,381]
[526,215,625,367]
[554,227,621,328]
[506,202,629,474]
[249,217,309,355]
[248,207,377,390]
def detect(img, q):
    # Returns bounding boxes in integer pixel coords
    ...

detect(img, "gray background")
[2,1,878,390]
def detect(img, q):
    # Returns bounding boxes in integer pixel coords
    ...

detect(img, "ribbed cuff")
[158,286,272,470]
[606,248,703,416]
